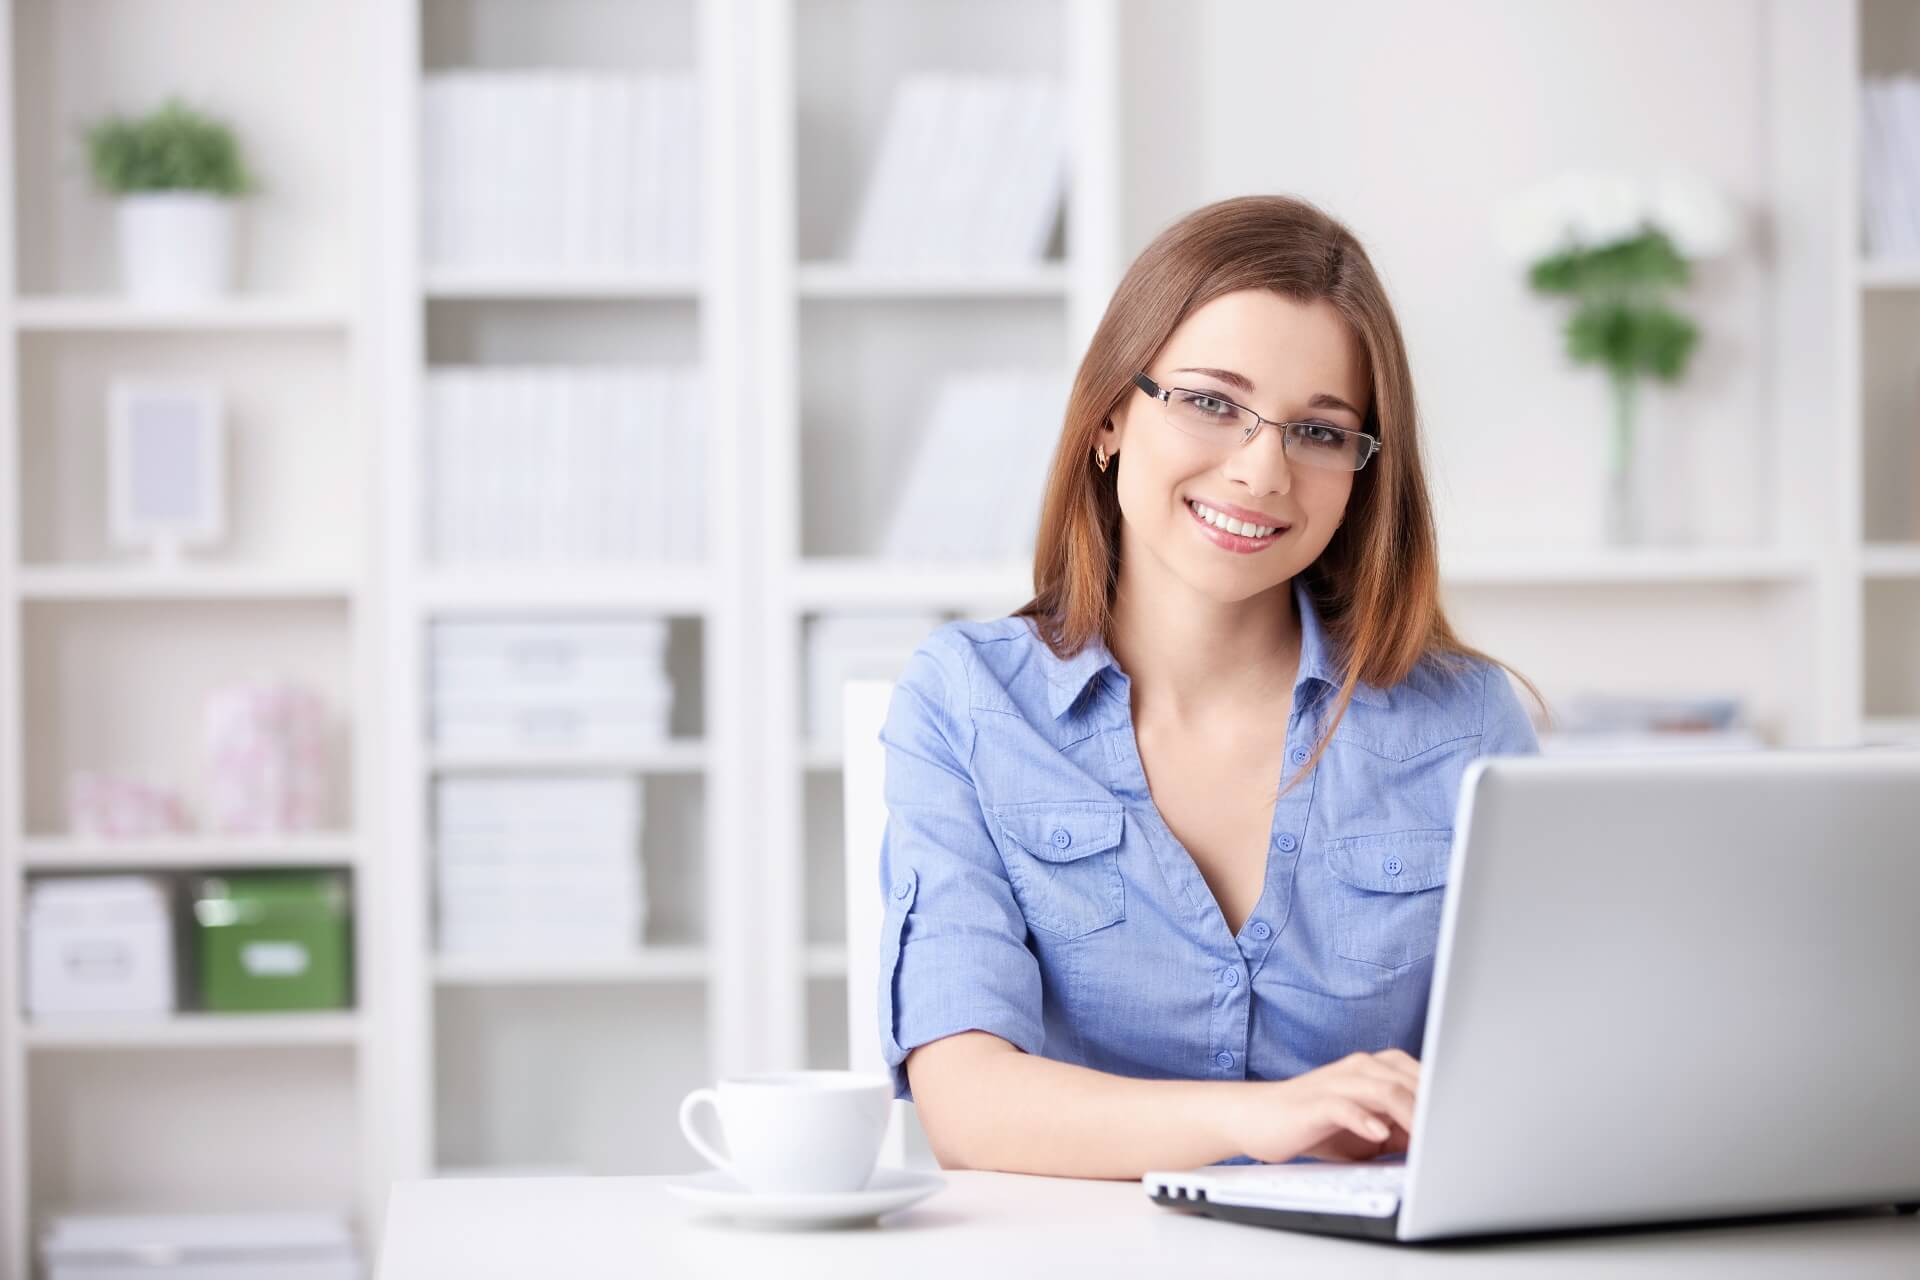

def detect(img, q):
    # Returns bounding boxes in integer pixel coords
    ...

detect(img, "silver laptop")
[1145,748,1920,1242]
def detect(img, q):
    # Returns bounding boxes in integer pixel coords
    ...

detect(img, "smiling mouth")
[1185,497,1288,540]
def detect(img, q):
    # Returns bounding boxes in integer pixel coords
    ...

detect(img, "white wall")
[1122,0,1774,552]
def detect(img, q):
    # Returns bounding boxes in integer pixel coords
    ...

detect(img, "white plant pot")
[116,191,237,302]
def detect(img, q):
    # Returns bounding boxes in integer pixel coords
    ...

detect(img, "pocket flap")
[1324,828,1453,892]
[992,800,1125,864]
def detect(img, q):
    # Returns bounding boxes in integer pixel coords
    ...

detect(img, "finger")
[1372,1049,1422,1086]
[1353,1076,1417,1134]
[1364,1053,1421,1099]
[1328,1099,1393,1146]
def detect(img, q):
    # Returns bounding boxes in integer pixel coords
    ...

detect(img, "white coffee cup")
[678,1070,893,1194]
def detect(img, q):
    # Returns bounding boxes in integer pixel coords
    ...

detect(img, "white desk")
[378,1169,1920,1278]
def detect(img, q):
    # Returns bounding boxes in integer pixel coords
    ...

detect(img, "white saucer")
[664,1167,947,1229]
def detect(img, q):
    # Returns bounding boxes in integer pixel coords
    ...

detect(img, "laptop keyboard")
[1148,1161,1407,1218]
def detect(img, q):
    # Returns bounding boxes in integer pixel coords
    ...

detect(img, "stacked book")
[435,776,645,957]
[424,365,704,565]
[421,70,699,270]
[430,617,675,754]
[847,72,1066,267]
[879,368,1066,561]
[1537,693,1764,754]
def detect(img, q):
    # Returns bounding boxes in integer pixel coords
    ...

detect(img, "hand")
[1223,1049,1421,1165]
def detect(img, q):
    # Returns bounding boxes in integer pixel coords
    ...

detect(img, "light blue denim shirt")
[875,576,1540,1107]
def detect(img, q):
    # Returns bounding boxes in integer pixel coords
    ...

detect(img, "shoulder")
[899,615,1050,714]
[1335,652,1510,758]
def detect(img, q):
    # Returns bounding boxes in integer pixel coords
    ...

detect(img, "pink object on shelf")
[203,679,331,833]
[67,770,193,838]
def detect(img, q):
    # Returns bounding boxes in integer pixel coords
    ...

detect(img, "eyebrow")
[1171,366,1364,420]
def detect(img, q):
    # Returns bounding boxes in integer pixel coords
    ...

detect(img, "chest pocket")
[989,800,1127,941]
[1323,827,1454,970]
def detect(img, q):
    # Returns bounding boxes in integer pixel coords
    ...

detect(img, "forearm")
[906,1032,1249,1179]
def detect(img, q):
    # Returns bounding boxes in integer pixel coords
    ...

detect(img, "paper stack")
[422,71,699,270]
[424,365,704,565]
[435,776,645,957]
[430,617,675,754]
[878,368,1065,561]
[847,72,1066,267]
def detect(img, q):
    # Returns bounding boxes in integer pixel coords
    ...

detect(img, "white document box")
[25,875,175,1018]
[42,1211,360,1280]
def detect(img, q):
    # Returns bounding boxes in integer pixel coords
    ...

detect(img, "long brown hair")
[1012,194,1550,798]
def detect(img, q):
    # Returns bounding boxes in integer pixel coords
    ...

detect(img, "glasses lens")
[1162,388,1253,441]
[1284,423,1368,471]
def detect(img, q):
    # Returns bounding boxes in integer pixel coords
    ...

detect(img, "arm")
[908,1032,1421,1179]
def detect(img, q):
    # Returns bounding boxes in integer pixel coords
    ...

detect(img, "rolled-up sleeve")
[1480,662,1542,757]
[875,632,1043,1101]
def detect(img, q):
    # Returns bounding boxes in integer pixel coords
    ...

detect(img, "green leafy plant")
[1497,173,1736,539]
[84,96,256,197]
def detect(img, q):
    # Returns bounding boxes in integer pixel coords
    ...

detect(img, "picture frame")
[106,377,227,562]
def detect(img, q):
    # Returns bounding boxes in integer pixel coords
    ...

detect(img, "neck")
[1106,530,1302,728]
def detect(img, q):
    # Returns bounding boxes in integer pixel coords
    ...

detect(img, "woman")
[875,194,1548,1179]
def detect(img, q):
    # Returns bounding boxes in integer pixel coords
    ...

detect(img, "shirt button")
[1221,968,1239,988]
[1289,746,1309,766]
[1214,1051,1235,1069]
[892,880,912,899]
[1276,833,1297,853]
[1250,920,1272,940]
[1384,856,1403,877]
[1050,827,1072,850]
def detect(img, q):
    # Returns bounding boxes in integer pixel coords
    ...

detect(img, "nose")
[1220,420,1292,497]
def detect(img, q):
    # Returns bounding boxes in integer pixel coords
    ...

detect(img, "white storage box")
[430,618,671,701]
[42,1210,360,1280]
[26,875,175,1018]
[430,693,673,753]
[435,777,640,835]
[804,611,943,744]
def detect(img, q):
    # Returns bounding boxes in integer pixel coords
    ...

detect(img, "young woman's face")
[1101,288,1372,604]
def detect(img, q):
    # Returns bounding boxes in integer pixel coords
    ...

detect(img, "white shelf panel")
[1863,717,1920,745]
[785,549,1816,611]
[796,261,1068,299]
[428,742,708,774]
[800,740,842,772]
[19,832,358,871]
[1858,258,1920,290]
[423,268,701,300]
[432,948,708,986]
[1862,543,1920,578]
[787,558,1031,610]
[15,566,357,601]
[11,295,352,332]
[20,1012,363,1051]
[419,567,711,614]
[804,944,849,979]
[1442,548,1815,586]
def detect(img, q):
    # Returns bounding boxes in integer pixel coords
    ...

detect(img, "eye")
[1176,391,1238,419]
[1293,422,1343,444]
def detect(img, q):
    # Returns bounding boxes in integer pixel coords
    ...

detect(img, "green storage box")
[192,872,352,1012]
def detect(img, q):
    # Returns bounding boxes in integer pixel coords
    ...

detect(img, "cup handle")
[678,1088,734,1175]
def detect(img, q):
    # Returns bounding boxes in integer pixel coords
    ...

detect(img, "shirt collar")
[1039,578,1388,720]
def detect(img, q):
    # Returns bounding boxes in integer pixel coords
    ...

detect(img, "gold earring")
[1094,445,1110,473]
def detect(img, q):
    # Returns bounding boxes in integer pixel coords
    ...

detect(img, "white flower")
[1647,173,1737,259]
[1496,170,1738,265]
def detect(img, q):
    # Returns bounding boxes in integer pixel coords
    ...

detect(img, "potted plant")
[1497,172,1737,544]
[84,96,257,302]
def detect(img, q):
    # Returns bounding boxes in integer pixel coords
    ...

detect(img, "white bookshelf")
[1859,2,1920,748]
[372,0,758,1195]
[0,0,385,1274]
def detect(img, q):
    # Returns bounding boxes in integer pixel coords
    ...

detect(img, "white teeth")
[1189,499,1278,538]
